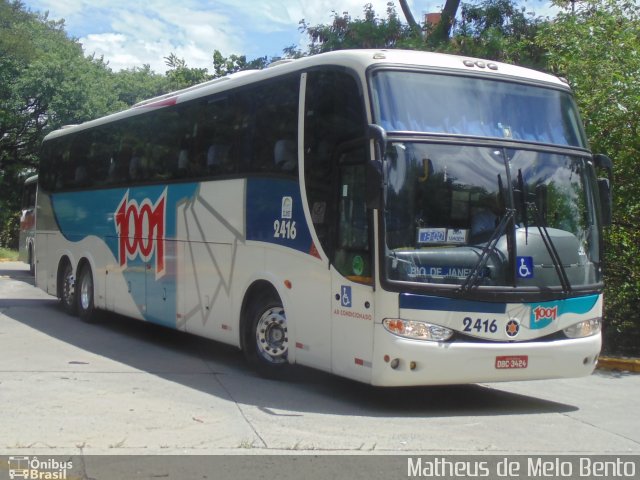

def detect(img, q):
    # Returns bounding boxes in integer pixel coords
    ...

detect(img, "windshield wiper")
[528,202,572,294]
[516,169,529,243]
[460,208,515,293]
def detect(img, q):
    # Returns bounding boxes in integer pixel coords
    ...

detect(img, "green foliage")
[293,3,417,56]
[441,0,547,68]
[537,0,640,354]
[0,247,19,261]
[212,50,269,78]
[0,1,122,247]
[112,65,168,106]
[0,212,20,250]
[164,52,211,90]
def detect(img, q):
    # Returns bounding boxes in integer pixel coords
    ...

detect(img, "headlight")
[563,318,602,338]
[383,318,453,341]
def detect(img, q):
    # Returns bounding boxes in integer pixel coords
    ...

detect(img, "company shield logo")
[506,319,520,338]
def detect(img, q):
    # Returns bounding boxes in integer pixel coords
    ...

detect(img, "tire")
[77,264,98,323]
[59,261,77,316]
[243,292,290,378]
[28,245,35,276]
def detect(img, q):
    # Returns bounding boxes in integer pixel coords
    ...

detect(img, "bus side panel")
[177,180,244,343]
[244,176,334,370]
[263,247,332,372]
[34,192,62,295]
[34,232,49,293]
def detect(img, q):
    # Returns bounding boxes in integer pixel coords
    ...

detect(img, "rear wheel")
[243,292,289,378]
[59,261,77,315]
[77,264,98,323]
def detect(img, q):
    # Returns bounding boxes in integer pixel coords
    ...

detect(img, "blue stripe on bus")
[399,294,507,314]
[245,177,313,255]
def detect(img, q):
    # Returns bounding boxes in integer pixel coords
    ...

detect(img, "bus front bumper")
[371,324,601,387]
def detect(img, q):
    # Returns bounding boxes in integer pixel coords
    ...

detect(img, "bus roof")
[43,49,568,142]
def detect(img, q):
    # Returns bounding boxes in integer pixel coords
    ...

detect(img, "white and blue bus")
[35,50,612,386]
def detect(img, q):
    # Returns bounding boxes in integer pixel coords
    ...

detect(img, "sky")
[22,0,561,74]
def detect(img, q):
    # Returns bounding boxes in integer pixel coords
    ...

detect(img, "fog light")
[383,318,453,341]
[563,318,602,339]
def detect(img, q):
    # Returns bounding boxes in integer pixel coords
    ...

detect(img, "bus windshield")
[382,143,602,290]
[371,70,588,148]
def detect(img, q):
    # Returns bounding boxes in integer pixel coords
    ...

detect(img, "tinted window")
[304,69,370,280]
[40,74,301,192]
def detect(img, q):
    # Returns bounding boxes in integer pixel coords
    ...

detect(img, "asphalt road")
[1,261,639,459]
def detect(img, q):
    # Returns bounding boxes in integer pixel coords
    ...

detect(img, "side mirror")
[598,178,612,227]
[593,154,613,175]
[366,124,387,210]
[593,154,613,227]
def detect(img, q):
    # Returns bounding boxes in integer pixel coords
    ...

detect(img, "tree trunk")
[397,0,423,37]
[441,0,461,38]
[397,0,461,42]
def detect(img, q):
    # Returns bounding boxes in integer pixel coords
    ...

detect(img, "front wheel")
[77,265,98,323]
[244,293,290,378]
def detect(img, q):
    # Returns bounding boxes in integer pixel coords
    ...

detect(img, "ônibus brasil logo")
[114,188,167,278]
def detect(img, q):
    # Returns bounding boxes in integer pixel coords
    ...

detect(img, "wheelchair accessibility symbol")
[341,286,352,307]
[517,256,534,279]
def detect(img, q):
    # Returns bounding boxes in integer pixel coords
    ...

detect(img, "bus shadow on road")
[1,285,577,419]
[6,314,577,419]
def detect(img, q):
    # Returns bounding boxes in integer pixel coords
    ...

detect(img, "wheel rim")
[80,271,92,310]
[62,266,74,307]
[255,306,288,364]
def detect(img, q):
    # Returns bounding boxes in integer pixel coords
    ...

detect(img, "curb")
[597,356,640,373]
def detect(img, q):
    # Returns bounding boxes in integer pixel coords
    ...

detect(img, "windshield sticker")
[417,228,446,243]
[446,229,468,244]
[517,256,534,279]
[352,255,364,276]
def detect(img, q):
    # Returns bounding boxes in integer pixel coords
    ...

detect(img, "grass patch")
[0,247,19,261]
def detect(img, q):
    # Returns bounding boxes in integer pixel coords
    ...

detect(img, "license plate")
[495,355,528,369]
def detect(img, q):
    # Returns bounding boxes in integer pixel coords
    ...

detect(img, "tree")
[164,53,210,90]
[445,0,547,68]
[397,0,462,41]
[212,49,269,78]
[113,64,169,106]
[0,0,122,248]
[294,3,414,56]
[538,0,640,354]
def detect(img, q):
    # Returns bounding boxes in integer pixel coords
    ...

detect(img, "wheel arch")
[76,256,91,273]
[56,255,74,299]
[239,279,281,353]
